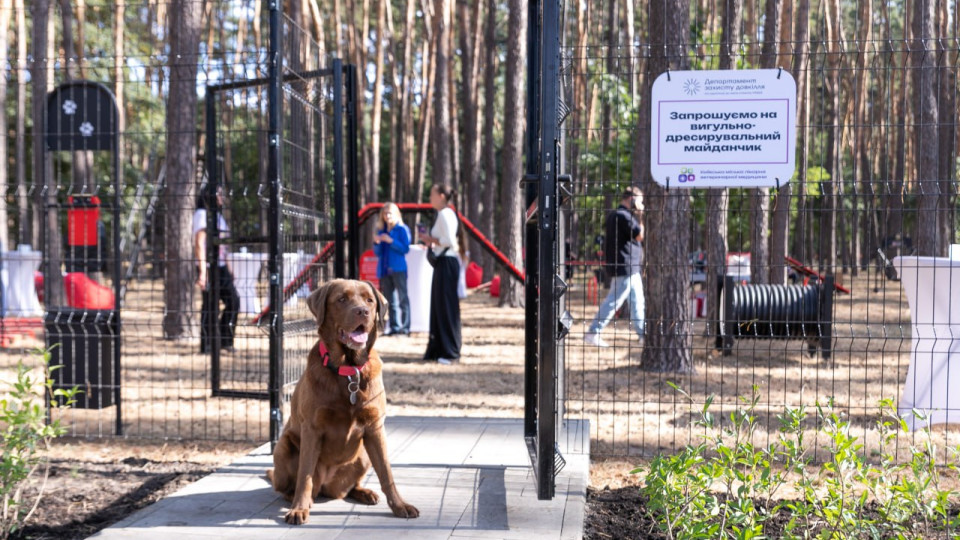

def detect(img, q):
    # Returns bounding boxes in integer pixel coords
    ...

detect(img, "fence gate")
[204,5,358,445]
[525,0,568,500]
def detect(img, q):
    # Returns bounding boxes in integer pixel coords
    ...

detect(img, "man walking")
[584,186,645,347]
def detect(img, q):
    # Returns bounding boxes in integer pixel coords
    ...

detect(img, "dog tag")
[347,374,361,405]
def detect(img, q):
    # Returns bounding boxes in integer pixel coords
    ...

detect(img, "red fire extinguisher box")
[67,195,101,247]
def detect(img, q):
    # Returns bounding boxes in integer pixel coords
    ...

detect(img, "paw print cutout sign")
[46,81,118,151]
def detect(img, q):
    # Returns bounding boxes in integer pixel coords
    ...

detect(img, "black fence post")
[267,0,284,446]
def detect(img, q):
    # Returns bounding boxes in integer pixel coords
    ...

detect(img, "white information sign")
[650,69,797,188]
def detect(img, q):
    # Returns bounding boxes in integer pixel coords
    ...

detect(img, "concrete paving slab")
[89,417,588,540]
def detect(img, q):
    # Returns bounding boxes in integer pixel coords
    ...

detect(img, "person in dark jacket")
[373,202,412,336]
[584,186,645,347]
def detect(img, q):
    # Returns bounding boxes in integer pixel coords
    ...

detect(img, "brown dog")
[267,279,419,524]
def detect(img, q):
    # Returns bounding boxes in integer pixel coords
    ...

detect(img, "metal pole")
[523,0,542,443]
[345,64,360,279]
[332,59,345,279]
[267,0,284,446]
[113,102,123,435]
[536,0,561,501]
[204,90,221,396]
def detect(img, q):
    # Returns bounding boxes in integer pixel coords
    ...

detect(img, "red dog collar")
[318,342,365,377]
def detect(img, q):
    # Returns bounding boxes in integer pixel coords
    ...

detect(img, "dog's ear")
[363,280,388,331]
[307,281,335,327]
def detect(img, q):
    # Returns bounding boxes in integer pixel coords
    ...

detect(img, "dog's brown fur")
[266,279,419,524]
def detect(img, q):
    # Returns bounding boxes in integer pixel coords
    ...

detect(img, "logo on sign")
[683,79,701,96]
[678,167,695,183]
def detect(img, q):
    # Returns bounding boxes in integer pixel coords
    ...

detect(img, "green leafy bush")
[634,384,960,540]
[0,349,79,540]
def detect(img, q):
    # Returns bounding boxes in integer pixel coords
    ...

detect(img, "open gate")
[205,4,358,445]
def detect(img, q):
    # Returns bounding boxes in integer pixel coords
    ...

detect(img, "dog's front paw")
[347,486,380,505]
[284,508,310,525]
[389,500,420,518]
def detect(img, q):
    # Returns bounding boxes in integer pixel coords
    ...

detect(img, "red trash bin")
[359,249,380,289]
[67,195,101,247]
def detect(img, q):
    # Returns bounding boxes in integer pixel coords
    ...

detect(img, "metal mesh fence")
[556,0,960,462]
[0,1,348,442]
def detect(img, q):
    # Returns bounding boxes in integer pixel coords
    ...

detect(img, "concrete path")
[90,417,589,539]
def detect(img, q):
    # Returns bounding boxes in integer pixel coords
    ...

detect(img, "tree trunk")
[789,0,810,262]
[936,1,954,249]
[59,0,95,195]
[460,0,484,267]
[498,0,525,308]
[480,0,498,279]
[162,0,202,338]
[749,0,780,285]
[415,30,436,202]
[0,0,12,252]
[370,0,386,199]
[15,0,28,245]
[640,0,693,373]
[854,0,877,276]
[431,0,453,187]
[705,0,740,335]
[33,0,63,305]
[767,0,791,284]
[913,0,940,255]
[397,0,417,201]
[114,0,125,211]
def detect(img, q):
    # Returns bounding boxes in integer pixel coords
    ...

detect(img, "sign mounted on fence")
[650,69,796,189]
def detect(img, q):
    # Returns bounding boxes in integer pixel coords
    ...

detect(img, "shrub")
[634,384,960,540]
[0,349,79,540]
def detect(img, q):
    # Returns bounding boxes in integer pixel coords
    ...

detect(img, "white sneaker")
[438,358,454,365]
[584,332,610,347]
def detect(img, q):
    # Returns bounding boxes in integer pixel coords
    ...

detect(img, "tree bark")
[415,27,436,203]
[498,0,525,308]
[819,0,842,274]
[370,0,387,199]
[431,0,453,187]
[480,0,498,278]
[749,0,780,285]
[59,0,95,195]
[396,0,417,201]
[705,0,740,335]
[33,0,63,305]
[162,0,202,338]
[0,0,12,252]
[460,0,484,267]
[640,0,693,373]
[789,0,811,262]
[15,0,28,245]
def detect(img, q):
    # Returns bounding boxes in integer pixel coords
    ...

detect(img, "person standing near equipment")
[419,184,462,364]
[584,186,645,347]
[373,202,412,336]
[194,185,240,353]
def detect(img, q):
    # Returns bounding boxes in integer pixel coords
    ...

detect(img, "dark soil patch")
[10,459,215,540]
[584,486,960,540]
[584,486,664,540]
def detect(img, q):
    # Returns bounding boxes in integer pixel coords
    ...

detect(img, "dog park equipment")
[719,274,835,358]
[894,256,960,430]
[43,81,122,425]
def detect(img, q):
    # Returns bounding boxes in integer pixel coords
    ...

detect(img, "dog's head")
[307,279,387,353]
